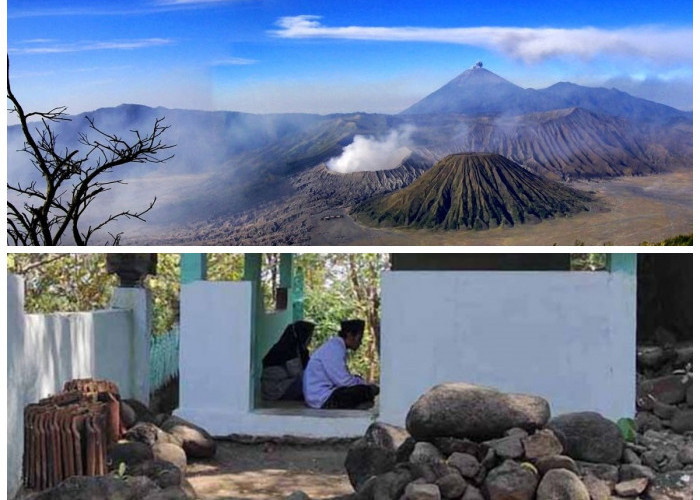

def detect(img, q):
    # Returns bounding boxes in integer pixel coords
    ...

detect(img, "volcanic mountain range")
[7,65,692,240]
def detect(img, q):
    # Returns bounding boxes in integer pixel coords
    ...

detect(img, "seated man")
[303,319,380,409]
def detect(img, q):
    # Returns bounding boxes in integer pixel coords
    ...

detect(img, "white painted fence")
[7,274,146,499]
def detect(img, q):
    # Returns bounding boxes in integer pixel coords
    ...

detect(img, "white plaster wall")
[379,271,637,426]
[178,281,254,419]
[177,280,372,438]
[7,275,136,498]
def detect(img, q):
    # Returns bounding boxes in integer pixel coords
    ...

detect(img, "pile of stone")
[633,341,693,481]
[341,383,692,500]
[28,398,217,500]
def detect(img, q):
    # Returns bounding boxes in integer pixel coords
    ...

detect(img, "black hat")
[341,319,365,335]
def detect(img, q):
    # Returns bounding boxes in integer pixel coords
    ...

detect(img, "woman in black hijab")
[261,320,315,401]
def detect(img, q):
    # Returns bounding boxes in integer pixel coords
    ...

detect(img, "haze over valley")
[7,63,692,245]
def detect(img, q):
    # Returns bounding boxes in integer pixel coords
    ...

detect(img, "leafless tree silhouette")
[7,56,174,245]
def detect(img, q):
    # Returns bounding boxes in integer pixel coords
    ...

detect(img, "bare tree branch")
[7,55,175,245]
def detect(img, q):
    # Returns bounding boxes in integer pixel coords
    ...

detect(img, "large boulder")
[153,442,188,473]
[127,460,182,489]
[547,412,624,464]
[406,383,550,441]
[484,459,539,500]
[536,469,590,500]
[161,415,217,458]
[125,422,183,448]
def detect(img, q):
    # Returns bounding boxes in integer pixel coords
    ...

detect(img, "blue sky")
[6,0,693,120]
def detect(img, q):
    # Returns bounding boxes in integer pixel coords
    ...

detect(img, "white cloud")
[9,38,175,55]
[328,126,415,173]
[271,16,692,64]
[211,57,259,66]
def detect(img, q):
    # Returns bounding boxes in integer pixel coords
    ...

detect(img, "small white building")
[176,253,637,438]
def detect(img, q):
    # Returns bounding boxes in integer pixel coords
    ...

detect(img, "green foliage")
[8,254,117,313]
[8,252,386,381]
[570,253,608,271]
[116,462,127,479]
[296,253,389,381]
[640,233,692,246]
[617,417,637,442]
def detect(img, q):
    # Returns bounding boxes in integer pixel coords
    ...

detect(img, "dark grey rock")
[432,437,487,460]
[635,411,663,433]
[120,400,138,429]
[548,412,624,464]
[461,484,485,500]
[484,459,539,500]
[480,448,499,471]
[127,460,182,489]
[142,486,191,500]
[152,442,188,473]
[638,375,688,405]
[576,461,619,483]
[410,442,444,464]
[107,441,154,470]
[373,468,413,500]
[669,409,693,433]
[523,429,563,460]
[286,492,312,500]
[686,383,693,407]
[34,475,160,500]
[622,448,641,465]
[536,469,589,500]
[124,398,157,424]
[484,435,524,459]
[345,436,397,491]
[534,455,579,476]
[406,383,550,442]
[447,452,481,478]
[397,437,417,463]
[677,445,692,465]
[161,415,217,459]
[651,400,677,420]
[619,463,656,482]
[404,482,440,500]
[637,346,665,370]
[436,473,468,499]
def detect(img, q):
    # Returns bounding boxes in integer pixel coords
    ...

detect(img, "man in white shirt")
[303,319,380,409]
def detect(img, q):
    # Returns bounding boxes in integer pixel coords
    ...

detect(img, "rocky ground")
[125,169,692,246]
[18,342,692,500]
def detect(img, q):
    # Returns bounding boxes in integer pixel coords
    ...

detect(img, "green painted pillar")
[279,254,292,288]
[609,254,637,276]
[244,254,262,284]
[292,265,305,322]
[180,254,207,284]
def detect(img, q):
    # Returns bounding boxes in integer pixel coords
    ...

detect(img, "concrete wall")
[379,270,637,425]
[177,280,372,437]
[7,275,138,499]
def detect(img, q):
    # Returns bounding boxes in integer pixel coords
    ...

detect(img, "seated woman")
[303,319,379,409]
[261,320,315,401]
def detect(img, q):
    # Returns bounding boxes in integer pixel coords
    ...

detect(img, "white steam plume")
[328,126,415,174]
